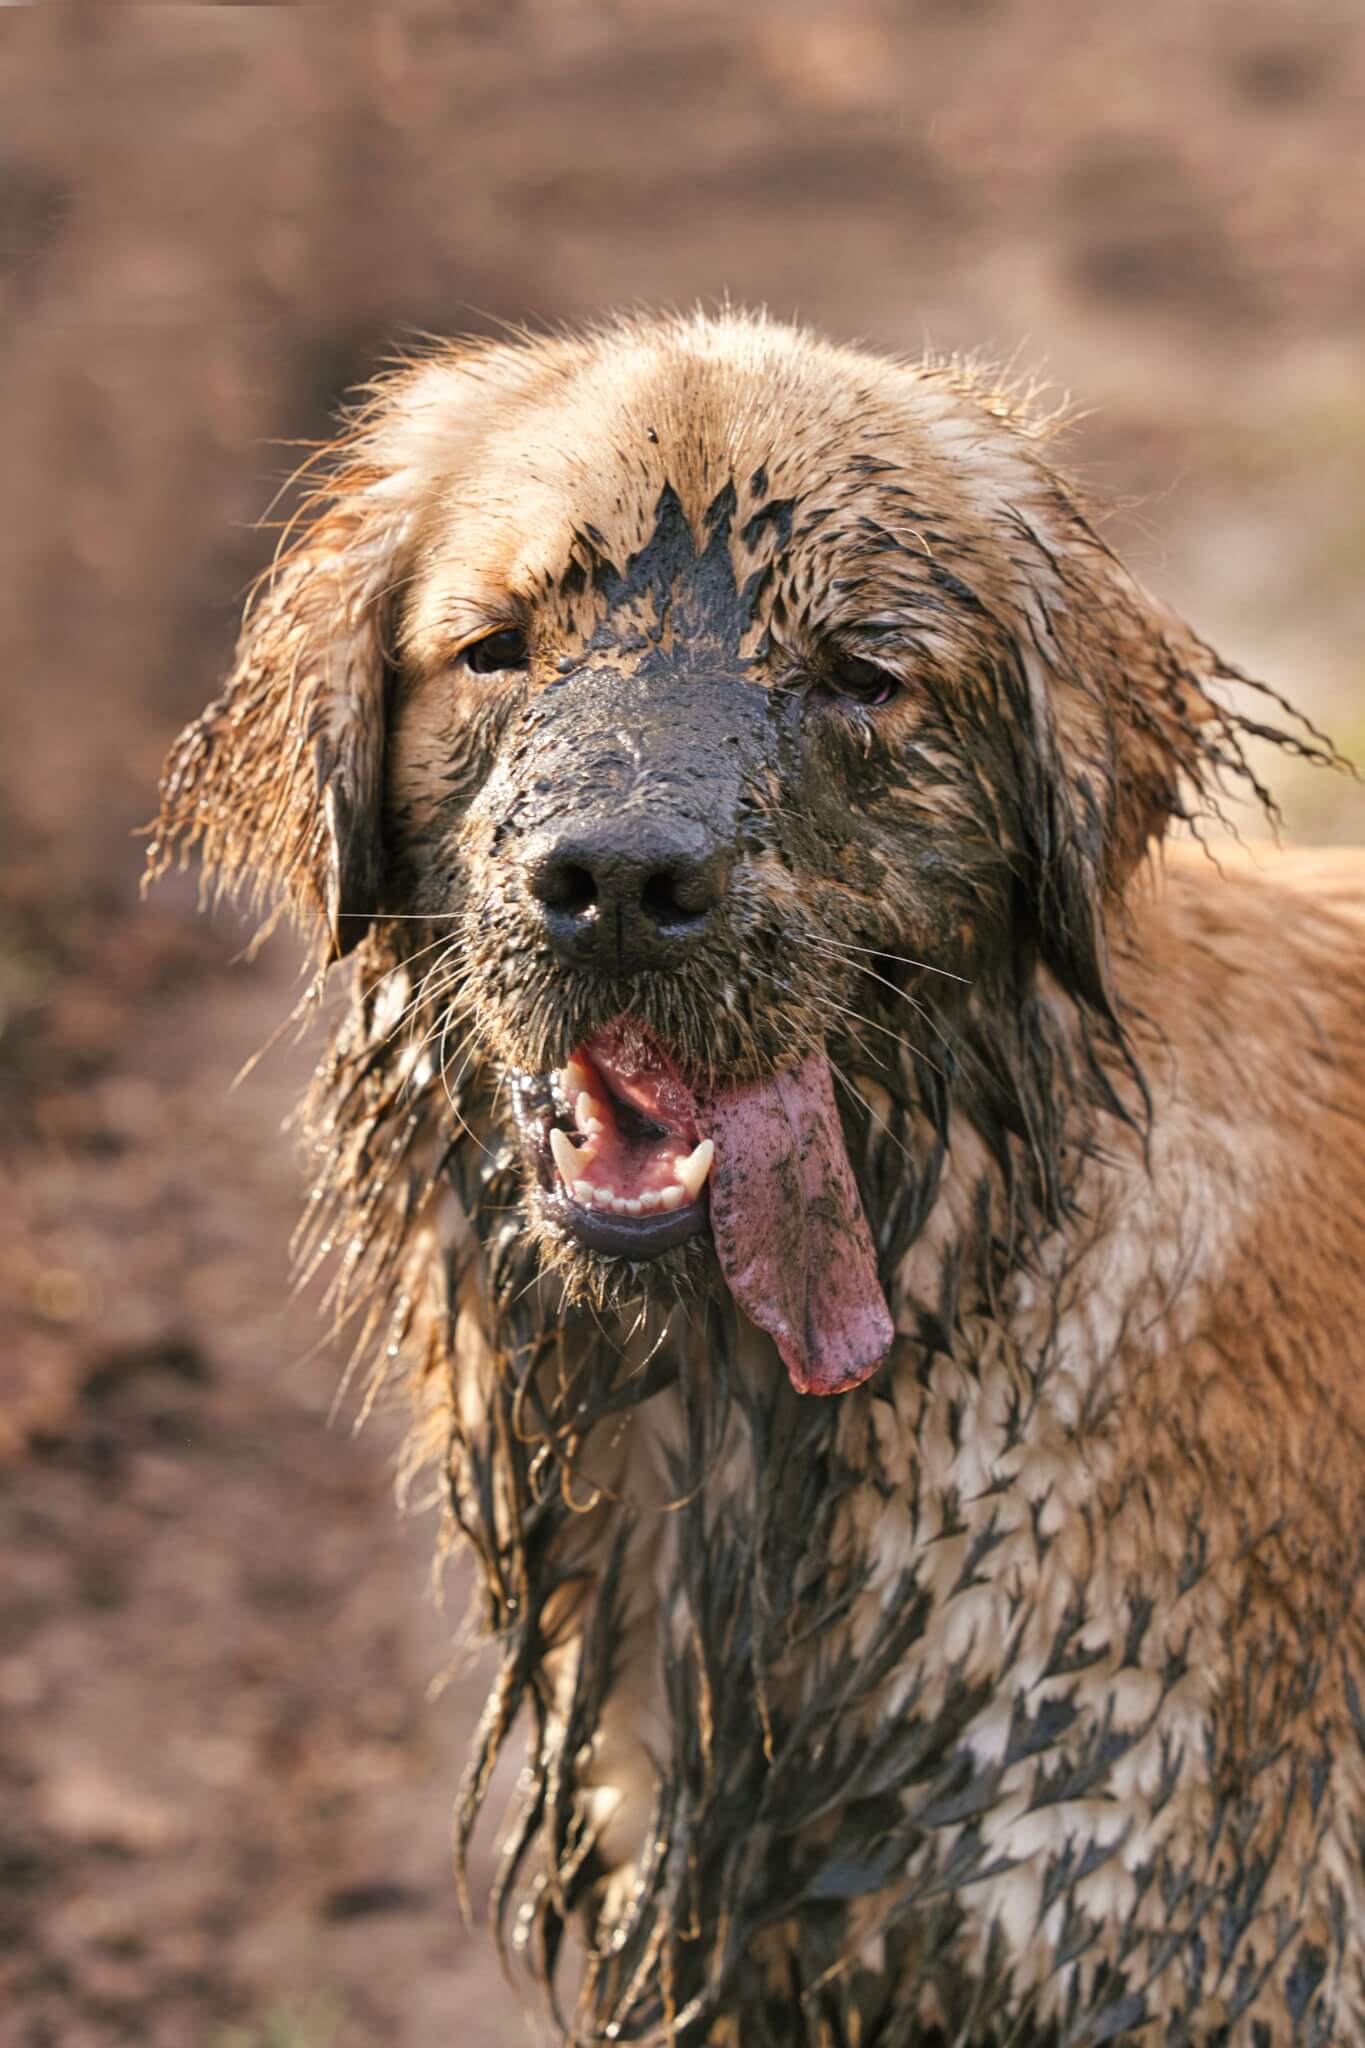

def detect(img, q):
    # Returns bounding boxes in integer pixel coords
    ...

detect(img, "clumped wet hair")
[151,312,1349,2044]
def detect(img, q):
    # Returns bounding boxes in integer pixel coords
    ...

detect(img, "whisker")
[436,1005,493,1156]
[826,1055,921,1167]
[744,963,886,1066]
[752,963,944,1081]
[376,968,469,1056]
[418,1010,477,1074]
[808,939,959,1061]
[362,931,465,1037]
[339,910,469,921]
[817,936,973,985]
[750,965,897,1072]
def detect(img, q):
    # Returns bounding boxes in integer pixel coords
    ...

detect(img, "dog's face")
[155,314,1225,1392]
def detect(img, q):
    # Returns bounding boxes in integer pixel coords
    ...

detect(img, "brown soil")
[1,5,1362,2044]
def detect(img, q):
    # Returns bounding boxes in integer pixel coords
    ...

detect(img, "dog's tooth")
[674,1139,714,1199]
[659,1185,685,1211]
[639,1190,662,1210]
[563,1058,592,1099]
[549,1128,581,1185]
[572,1179,594,1204]
[576,1091,609,1132]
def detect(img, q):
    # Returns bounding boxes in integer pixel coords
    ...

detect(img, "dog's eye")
[824,654,900,707]
[463,627,529,674]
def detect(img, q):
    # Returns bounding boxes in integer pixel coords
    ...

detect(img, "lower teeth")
[544,1065,714,1217]
[562,1178,690,1214]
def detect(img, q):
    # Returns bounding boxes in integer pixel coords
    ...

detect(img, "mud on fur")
[150,311,1365,2046]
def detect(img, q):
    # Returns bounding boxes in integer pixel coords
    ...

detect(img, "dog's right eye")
[823,653,900,707]
[463,628,529,674]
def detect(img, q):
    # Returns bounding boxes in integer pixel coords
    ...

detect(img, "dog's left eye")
[463,627,529,674]
[824,655,900,707]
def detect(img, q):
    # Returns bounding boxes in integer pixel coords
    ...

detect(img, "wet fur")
[152,314,1365,2045]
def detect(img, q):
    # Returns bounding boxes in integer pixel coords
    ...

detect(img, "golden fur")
[153,313,1365,2045]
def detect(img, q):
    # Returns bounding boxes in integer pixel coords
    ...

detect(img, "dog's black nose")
[527,823,730,970]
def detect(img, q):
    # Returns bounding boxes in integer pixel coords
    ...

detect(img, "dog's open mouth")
[514,1018,713,1258]
[511,1016,896,1397]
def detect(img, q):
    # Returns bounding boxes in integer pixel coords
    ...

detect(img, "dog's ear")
[1002,504,1230,1016]
[150,467,411,966]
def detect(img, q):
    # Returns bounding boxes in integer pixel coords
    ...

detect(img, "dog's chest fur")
[152,314,1365,2047]
[504,996,1365,2047]
[296,849,1365,2048]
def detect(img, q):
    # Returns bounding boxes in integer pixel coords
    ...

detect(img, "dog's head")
[153,313,1261,1393]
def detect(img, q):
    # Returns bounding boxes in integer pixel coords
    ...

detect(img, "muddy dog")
[152,313,1365,2046]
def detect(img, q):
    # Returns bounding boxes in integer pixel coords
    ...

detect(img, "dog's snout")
[527,825,731,970]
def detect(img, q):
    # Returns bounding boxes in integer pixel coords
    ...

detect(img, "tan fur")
[153,313,1365,2045]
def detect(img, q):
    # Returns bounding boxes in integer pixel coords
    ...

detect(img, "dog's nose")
[526,824,731,970]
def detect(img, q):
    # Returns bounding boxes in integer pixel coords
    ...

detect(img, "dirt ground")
[1,6,1363,2045]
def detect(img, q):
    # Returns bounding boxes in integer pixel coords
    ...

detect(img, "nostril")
[528,834,729,964]
[554,864,597,916]
[534,861,597,917]
[641,866,717,927]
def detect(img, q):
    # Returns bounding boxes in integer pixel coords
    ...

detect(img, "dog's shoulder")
[1123,836,1365,1068]
[1108,837,1365,1527]
[1149,832,1365,939]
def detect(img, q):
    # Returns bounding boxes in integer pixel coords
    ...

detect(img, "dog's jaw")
[508,1013,893,1394]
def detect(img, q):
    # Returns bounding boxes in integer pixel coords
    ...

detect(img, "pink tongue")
[698,1051,894,1397]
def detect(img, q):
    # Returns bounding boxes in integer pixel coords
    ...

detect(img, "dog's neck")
[306,891,1272,2041]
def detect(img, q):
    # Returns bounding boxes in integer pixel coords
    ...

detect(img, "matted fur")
[152,313,1365,2046]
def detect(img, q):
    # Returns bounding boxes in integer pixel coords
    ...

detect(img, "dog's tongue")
[698,1051,894,1396]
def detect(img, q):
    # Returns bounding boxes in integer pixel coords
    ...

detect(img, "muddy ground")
[2,5,1363,2044]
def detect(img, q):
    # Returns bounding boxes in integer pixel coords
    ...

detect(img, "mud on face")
[381,425,1038,1389]
[154,312,1288,1392]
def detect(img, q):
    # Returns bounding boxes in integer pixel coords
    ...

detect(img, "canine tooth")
[549,1128,581,1184]
[583,1117,606,1137]
[674,1139,714,1199]
[659,1185,685,1211]
[572,1179,594,1203]
[639,1190,662,1210]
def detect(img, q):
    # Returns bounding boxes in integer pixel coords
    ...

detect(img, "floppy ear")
[149,460,413,967]
[1000,500,1239,1017]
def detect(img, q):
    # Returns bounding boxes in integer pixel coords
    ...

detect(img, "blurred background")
[1,5,1362,2045]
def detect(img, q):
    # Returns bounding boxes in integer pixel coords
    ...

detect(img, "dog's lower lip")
[549,1187,708,1255]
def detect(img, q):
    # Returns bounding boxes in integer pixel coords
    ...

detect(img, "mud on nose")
[527,823,732,971]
